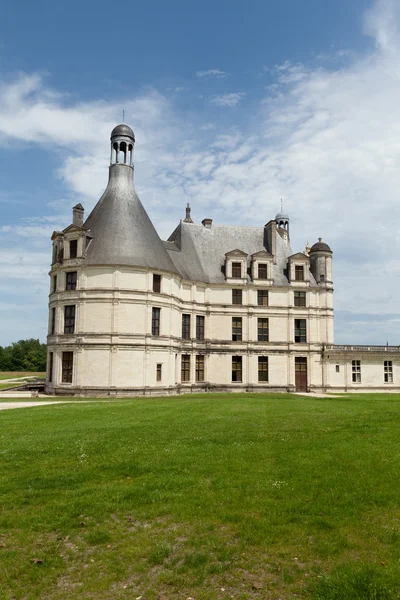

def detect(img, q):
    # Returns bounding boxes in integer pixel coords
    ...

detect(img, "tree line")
[0,339,47,372]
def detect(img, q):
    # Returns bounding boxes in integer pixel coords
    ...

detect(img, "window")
[152,308,160,336]
[258,263,268,279]
[69,239,78,259]
[181,354,191,382]
[257,290,269,306]
[153,274,161,293]
[294,291,306,307]
[258,318,269,342]
[64,305,75,334]
[232,356,242,382]
[182,314,191,339]
[196,355,205,382]
[232,262,242,278]
[258,357,268,382]
[352,360,361,383]
[62,351,73,383]
[232,289,242,305]
[48,352,54,383]
[384,360,393,383]
[320,274,325,282]
[336,365,340,373]
[66,271,77,291]
[156,363,162,382]
[295,265,304,281]
[52,276,57,293]
[232,317,242,341]
[196,315,205,340]
[294,319,306,343]
[50,307,56,335]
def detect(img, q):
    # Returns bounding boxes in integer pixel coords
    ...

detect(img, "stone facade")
[45,124,400,396]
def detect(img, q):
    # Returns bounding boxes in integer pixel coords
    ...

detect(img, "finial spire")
[183,202,194,223]
[281,198,283,212]
[122,109,125,123]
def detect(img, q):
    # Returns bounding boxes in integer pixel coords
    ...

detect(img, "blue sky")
[0,0,399,346]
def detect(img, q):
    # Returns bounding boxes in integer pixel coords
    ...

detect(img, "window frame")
[232,289,243,305]
[153,274,161,293]
[232,317,242,341]
[156,363,162,382]
[196,315,205,341]
[257,263,268,280]
[294,265,305,281]
[69,239,78,259]
[352,360,361,383]
[294,291,306,307]
[258,356,268,382]
[62,351,73,383]
[48,352,54,383]
[231,262,242,279]
[64,305,76,334]
[50,307,56,335]
[384,360,393,383]
[257,318,269,342]
[152,307,161,336]
[232,356,242,382]
[294,318,307,343]
[66,271,77,291]
[196,355,205,382]
[257,290,269,306]
[181,354,191,382]
[182,314,191,340]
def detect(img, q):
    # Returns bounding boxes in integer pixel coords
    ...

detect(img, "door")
[295,357,307,392]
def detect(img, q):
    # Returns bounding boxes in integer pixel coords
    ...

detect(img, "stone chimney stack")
[202,218,212,229]
[73,203,84,227]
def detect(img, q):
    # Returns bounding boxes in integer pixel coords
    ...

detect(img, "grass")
[0,383,23,390]
[0,371,45,380]
[1,393,400,599]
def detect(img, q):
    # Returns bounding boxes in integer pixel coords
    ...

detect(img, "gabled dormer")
[225,249,248,283]
[251,250,274,284]
[62,224,88,261]
[287,252,310,285]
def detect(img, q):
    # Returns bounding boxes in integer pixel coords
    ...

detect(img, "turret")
[309,238,332,284]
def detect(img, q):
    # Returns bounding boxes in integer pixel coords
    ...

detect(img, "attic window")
[295,265,304,281]
[70,240,78,259]
[153,274,161,293]
[258,264,268,279]
[232,262,242,278]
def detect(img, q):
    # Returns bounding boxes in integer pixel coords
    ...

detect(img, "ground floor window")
[352,360,361,383]
[232,356,242,382]
[384,360,393,383]
[48,352,54,383]
[196,355,205,382]
[156,363,162,382]
[62,352,73,383]
[258,356,268,382]
[181,354,191,382]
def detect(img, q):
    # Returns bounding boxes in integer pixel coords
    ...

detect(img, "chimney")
[73,203,84,227]
[202,218,212,229]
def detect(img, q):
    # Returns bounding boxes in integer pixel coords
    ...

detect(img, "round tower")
[309,238,332,284]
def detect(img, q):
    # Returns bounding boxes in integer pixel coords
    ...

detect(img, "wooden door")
[295,357,307,392]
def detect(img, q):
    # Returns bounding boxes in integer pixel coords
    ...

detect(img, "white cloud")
[1,0,400,345]
[209,93,246,107]
[196,69,228,78]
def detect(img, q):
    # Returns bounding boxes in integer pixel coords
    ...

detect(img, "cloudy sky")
[0,0,399,346]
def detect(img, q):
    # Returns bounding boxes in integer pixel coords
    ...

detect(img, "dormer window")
[70,240,78,259]
[232,262,242,278]
[258,264,268,279]
[295,266,304,281]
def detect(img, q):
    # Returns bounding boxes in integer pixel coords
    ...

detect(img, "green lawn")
[0,371,45,380]
[1,393,400,599]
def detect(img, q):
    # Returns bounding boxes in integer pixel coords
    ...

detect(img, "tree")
[0,339,47,372]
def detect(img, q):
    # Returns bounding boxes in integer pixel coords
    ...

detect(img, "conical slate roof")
[83,163,178,273]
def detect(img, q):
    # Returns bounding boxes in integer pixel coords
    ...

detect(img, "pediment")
[251,250,274,259]
[225,249,248,258]
[288,252,310,261]
[62,224,87,234]
[51,231,64,241]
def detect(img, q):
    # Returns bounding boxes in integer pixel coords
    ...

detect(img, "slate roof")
[165,221,316,286]
[82,164,179,273]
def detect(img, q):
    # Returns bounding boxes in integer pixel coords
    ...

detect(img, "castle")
[46,124,400,395]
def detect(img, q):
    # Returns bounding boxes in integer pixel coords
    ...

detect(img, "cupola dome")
[111,123,135,141]
[310,238,332,253]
